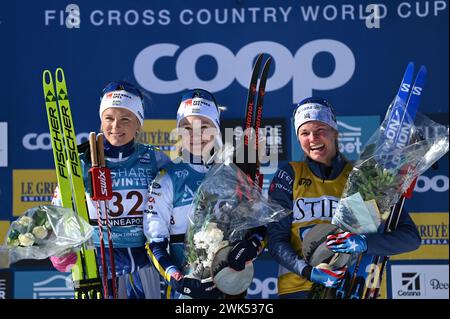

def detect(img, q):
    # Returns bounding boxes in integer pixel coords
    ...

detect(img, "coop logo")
[247,277,278,299]
[0,122,7,167]
[414,175,449,193]
[134,40,356,102]
[398,272,421,297]
[23,132,89,151]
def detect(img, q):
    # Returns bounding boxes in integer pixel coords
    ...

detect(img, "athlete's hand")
[326,232,368,254]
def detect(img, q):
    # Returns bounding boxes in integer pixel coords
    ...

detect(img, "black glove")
[170,271,222,299]
[227,236,262,271]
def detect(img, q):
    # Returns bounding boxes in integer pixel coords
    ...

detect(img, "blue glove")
[326,232,368,254]
[227,236,262,271]
[303,265,347,288]
[169,271,222,299]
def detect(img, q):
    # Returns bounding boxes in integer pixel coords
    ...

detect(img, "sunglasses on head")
[101,81,144,100]
[180,88,218,110]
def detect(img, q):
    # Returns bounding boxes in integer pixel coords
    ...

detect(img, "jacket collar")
[306,153,348,180]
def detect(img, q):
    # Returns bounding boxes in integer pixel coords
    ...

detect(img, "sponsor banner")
[414,174,449,194]
[0,270,13,299]
[291,115,380,162]
[0,122,7,167]
[408,153,449,212]
[391,213,449,260]
[0,220,10,243]
[247,251,279,299]
[14,271,74,299]
[22,132,89,151]
[389,264,449,299]
[13,170,57,216]
[141,119,178,157]
[221,118,288,162]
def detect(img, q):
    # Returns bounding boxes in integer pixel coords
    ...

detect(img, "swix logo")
[98,170,108,196]
[134,40,355,102]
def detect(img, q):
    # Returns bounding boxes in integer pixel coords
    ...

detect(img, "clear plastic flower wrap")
[183,162,289,280]
[0,205,94,267]
[332,109,449,234]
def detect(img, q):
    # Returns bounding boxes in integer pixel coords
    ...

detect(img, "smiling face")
[297,121,338,167]
[178,115,218,157]
[101,107,141,146]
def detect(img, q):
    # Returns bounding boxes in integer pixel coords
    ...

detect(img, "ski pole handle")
[89,133,113,201]
[89,132,99,167]
[97,133,106,168]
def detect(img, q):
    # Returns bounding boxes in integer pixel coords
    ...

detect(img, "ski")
[43,68,102,299]
[336,63,426,299]
[236,53,272,187]
[253,57,272,189]
[362,66,426,299]
[237,53,263,182]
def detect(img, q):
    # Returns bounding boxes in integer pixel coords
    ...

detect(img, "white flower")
[16,216,33,228]
[193,223,228,269]
[32,226,48,239]
[18,233,35,247]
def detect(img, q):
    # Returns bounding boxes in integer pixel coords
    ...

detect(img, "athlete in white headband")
[99,81,145,146]
[50,80,171,299]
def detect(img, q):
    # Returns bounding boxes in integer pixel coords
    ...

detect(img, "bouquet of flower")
[332,110,449,234]
[0,205,94,268]
[184,162,289,283]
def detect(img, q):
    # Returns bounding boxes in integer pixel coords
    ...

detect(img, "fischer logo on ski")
[43,68,103,299]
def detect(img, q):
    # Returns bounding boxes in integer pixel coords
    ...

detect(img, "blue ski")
[335,63,427,299]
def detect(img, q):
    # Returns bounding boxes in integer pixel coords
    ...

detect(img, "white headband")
[176,97,221,131]
[294,102,337,134]
[99,90,144,125]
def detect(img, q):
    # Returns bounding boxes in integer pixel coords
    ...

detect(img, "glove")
[326,232,368,254]
[227,237,262,271]
[303,265,347,288]
[49,252,78,272]
[170,271,222,299]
